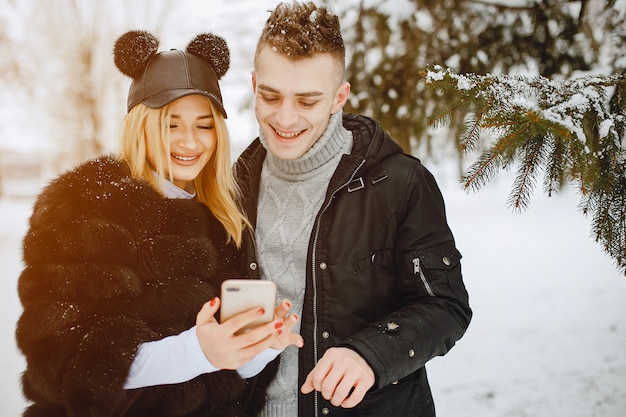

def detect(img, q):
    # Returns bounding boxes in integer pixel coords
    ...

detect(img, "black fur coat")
[15,156,276,417]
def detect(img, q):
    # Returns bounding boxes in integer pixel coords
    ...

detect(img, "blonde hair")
[119,99,250,247]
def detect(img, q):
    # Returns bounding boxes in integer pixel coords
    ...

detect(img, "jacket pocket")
[403,242,462,298]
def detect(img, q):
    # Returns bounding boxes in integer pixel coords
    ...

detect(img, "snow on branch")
[419,66,626,274]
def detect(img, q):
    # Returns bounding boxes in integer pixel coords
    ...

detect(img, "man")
[235,2,472,416]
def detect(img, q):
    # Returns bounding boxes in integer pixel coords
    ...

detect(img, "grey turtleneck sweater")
[257,112,353,417]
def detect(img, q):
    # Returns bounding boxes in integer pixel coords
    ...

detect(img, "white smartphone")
[220,279,276,332]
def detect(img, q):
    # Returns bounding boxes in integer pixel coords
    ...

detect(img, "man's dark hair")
[254,1,345,80]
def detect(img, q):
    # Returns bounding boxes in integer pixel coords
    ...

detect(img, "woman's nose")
[176,128,198,149]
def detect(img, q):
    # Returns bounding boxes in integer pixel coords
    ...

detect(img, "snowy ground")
[425,173,626,417]
[2,1,626,416]
[2,171,625,417]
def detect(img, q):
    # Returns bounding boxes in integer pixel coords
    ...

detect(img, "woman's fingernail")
[275,321,283,329]
[276,330,282,335]
[258,308,266,315]
[210,297,217,306]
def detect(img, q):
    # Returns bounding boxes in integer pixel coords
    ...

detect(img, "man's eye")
[260,95,278,103]
[300,101,317,109]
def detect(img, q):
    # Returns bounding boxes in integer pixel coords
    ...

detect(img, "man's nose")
[275,102,298,127]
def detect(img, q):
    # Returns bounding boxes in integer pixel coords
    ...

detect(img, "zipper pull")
[413,257,420,274]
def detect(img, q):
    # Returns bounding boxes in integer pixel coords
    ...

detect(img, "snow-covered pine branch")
[419,66,626,274]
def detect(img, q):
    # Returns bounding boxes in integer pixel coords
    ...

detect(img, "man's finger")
[320,367,344,403]
[340,380,369,408]
[300,358,330,394]
[301,372,315,394]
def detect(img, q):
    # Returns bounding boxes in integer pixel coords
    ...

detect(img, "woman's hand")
[194,297,303,370]
[195,297,278,369]
[271,299,304,350]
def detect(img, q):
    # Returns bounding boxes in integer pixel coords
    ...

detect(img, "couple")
[15,2,471,417]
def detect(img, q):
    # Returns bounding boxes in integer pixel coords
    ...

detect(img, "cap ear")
[114,30,159,78]
[186,33,230,80]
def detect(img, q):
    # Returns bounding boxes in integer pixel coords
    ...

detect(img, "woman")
[15,30,301,417]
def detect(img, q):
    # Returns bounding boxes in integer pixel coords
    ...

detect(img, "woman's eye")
[198,125,214,130]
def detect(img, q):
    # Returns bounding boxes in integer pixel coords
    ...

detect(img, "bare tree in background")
[1,0,181,174]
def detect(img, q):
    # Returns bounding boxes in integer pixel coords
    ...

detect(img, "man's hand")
[301,347,375,408]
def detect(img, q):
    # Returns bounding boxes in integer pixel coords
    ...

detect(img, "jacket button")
[249,262,258,271]
[442,256,451,266]
[321,407,330,415]
[319,262,327,270]
[322,331,330,339]
[408,349,415,358]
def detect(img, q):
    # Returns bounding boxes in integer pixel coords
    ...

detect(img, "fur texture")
[15,156,276,417]
[113,31,230,81]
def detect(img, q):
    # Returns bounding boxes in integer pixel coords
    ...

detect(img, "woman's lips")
[171,153,200,165]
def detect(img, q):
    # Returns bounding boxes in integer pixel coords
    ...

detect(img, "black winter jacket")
[235,113,472,417]
[15,156,276,417]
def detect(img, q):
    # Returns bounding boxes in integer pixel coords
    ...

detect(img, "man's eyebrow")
[257,84,323,97]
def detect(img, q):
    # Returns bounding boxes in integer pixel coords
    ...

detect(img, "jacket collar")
[327,113,403,194]
[235,113,404,225]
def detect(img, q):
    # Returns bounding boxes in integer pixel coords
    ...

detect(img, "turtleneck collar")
[259,111,353,178]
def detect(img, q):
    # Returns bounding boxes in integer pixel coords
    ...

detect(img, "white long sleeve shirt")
[125,326,281,388]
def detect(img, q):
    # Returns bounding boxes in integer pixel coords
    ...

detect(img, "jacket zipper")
[413,257,435,297]
[310,158,366,416]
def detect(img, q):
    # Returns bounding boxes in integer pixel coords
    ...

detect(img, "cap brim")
[141,89,227,119]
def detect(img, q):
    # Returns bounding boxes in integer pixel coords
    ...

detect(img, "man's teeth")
[172,154,197,161]
[276,129,302,139]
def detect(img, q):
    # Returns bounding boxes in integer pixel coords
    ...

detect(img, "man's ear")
[251,70,257,92]
[331,81,351,114]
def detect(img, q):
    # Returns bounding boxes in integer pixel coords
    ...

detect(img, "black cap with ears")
[113,31,230,118]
